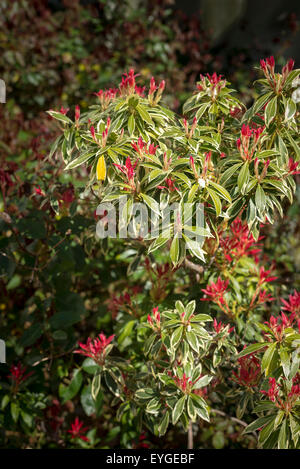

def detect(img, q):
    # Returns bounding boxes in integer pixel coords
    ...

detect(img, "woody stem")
[184,259,204,275]
[187,421,193,449]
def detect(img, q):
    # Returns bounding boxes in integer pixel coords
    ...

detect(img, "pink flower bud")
[159,80,165,91]
[149,76,157,95]
[90,126,96,142]
[287,59,295,72]
[266,56,275,69]
[60,106,69,115]
[205,151,212,163]
[260,59,267,71]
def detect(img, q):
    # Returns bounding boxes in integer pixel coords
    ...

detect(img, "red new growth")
[59,106,69,115]
[236,124,264,161]
[147,306,161,329]
[264,312,299,342]
[261,376,300,413]
[95,88,118,110]
[8,362,33,389]
[219,218,261,264]
[113,157,137,191]
[281,290,300,318]
[75,105,80,124]
[34,185,45,197]
[75,332,114,365]
[68,417,90,442]
[131,137,158,157]
[213,318,234,335]
[287,158,300,175]
[201,277,229,304]
[233,353,261,388]
[260,56,295,92]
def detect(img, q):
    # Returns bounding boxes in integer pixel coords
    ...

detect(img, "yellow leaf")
[96,155,106,181]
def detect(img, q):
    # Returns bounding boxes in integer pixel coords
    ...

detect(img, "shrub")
[36,57,300,448]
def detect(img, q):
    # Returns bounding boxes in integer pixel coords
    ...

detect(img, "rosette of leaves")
[238,319,300,449]
[76,300,214,437]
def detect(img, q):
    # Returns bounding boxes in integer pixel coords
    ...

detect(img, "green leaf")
[185,300,196,317]
[220,163,243,185]
[172,396,186,424]
[140,193,160,215]
[194,405,210,422]
[158,412,170,436]
[206,187,222,217]
[135,388,156,400]
[146,397,161,414]
[261,342,277,376]
[188,184,199,203]
[81,384,103,416]
[264,96,277,127]
[187,396,197,420]
[60,369,83,404]
[1,395,10,410]
[144,333,157,355]
[183,236,206,262]
[136,104,153,125]
[253,401,276,413]
[258,417,276,445]
[65,150,95,170]
[252,91,274,115]
[289,414,300,446]
[128,114,135,135]
[244,415,275,434]
[212,431,225,449]
[148,231,169,253]
[208,181,232,203]
[10,402,19,423]
[91,373,101,400]
[237,161,249,193]
[278,419,288,449]
[227,197,245,219]
[255,184,266,214]
[193,375,213,389]
[47,110,73,124]
[186,330,199,352]
[170,325,183,350]
[170,234,180,265]
[284,98,296,122]
[190,314,212,322]
[82,358,100,375]
[118,320,136,345]
[175,300,185,314]
[196,102,210,119]
[236,343,268,358]
[21,411,33,428]
[274,410,285,430]
[279,346,290,379]
[19,323,43,347]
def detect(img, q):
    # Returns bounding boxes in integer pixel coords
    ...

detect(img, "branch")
[187,421,193,449]
[211,408,257,438]
[184,258,204,275]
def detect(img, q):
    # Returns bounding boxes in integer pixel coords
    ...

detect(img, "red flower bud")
[75,105,80,123]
